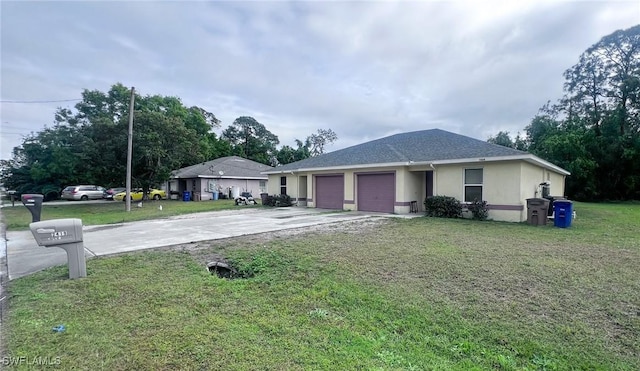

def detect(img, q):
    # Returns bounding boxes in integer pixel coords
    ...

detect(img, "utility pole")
[126,86,135,212]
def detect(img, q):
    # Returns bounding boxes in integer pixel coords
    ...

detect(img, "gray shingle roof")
[172,156,272,179]
[270,129,527,172]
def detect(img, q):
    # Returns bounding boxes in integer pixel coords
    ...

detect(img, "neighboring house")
[169,156,272,200]
[262,129,570,222]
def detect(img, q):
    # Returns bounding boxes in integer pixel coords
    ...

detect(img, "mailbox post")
[29,218,86,279]
[8,190,17,206]
[21,194,44,222]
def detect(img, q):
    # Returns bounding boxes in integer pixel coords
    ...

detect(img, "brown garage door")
[357,173,395,213]
[315,175,344,209]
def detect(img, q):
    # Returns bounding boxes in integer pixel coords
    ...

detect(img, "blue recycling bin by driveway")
[182,191,191,201]
[553,200,573,228]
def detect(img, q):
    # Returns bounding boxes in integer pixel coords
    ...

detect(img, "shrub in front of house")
[468,199,489,220]
[424,196,462,218]
[263,194,294,207]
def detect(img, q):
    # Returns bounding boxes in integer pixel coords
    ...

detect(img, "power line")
[1,124,33,130]
[0,99,81,104]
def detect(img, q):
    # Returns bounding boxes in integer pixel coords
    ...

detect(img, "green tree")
[489,25,640,200]
[131,111,201,194]
[75,83,133,125]
[0,122,89,199]
[275,129,338,165]
[1,83,224,197]
[487,131,515,148]
[221,116,279,165]
[275,145,297,165]
[562,25,640,199]
[203,132,234,160]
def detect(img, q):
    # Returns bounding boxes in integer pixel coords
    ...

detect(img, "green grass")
[4,202,640,369]
[1,199,253,230]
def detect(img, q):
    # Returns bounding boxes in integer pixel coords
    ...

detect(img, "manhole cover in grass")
[207,260,237,278]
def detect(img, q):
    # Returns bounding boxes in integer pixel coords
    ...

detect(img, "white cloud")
[1,0,638,160]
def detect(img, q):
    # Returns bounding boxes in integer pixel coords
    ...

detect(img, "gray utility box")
[526,198,550,226]
[29,218,87,279]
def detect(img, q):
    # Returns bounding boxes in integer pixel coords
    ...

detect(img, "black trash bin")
[526,198,550,226]
[544,195,565,217]
[21,194,44,222]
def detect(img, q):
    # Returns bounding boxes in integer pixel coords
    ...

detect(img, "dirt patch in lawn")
[160,217,389,263]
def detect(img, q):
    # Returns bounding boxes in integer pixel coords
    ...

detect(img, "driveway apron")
[4,208,376,280]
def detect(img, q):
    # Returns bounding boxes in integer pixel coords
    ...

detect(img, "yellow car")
[113,189,166,201]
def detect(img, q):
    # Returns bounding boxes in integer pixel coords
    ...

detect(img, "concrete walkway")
[4,207,388,280]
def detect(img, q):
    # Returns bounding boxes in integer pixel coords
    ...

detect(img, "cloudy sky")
[1,1,638,160]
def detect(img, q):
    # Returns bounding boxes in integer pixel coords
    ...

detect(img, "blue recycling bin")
[182,191,191,202]
[212,191,219,200]
[553,200,573,228]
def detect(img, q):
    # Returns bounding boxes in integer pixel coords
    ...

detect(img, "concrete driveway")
[4,207,385,280]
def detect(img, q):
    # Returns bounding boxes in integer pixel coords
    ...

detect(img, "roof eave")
[262,161,411,174]
[263,155,571,176]
[197,175,268,180]
[418,154,570,175]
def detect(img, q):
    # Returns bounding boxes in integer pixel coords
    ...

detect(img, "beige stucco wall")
[433,161,528,222]
[270,168,400,211]
[433,165,463,200]
[266,175,279,194]
[521,162,566,198]
[520,162,544,201]
[267,173,309,204]
[267,159,566,222]
[484,161,523,204]
[433,162,522,203]
[297,176,308,206]
[548,171,566,197]
[396,167,423,213]
[344,171,355,209]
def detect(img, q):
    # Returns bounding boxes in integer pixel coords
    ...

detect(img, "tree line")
[0,83,337,199]
[488,25,639,201]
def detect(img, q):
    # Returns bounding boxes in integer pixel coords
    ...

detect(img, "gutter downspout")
[290,171,297,205]
[429,163,436,197]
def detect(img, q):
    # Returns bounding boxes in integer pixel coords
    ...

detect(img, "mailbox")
[21,194,44,222]
[8,190,17,206]
[29,218,86,279]
[30,218,83,246]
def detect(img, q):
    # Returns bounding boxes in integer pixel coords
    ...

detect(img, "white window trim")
[463,168,483,203]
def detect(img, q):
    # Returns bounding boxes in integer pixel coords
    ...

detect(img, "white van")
[61,185,105,201]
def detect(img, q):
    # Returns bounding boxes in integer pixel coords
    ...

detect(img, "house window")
[280,176,287,195]
[464,168,483,202]
[259,180,266,193]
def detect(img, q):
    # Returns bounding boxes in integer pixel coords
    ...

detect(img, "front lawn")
[4,202,640,369]
[1,199,248,231]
